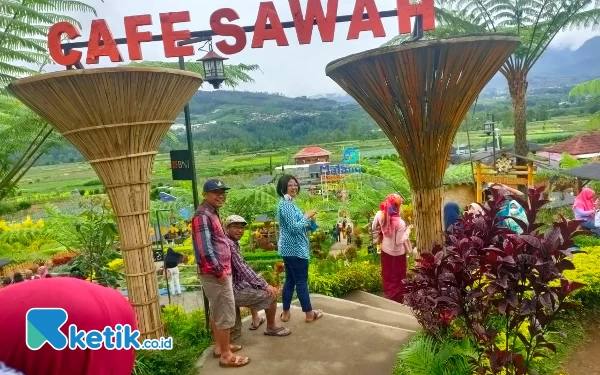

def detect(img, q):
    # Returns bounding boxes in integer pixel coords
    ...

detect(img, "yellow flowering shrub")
[107,258,124,271]
[563,246,600,307]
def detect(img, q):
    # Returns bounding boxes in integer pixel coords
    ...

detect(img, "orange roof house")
[539,131,600,162]
[294,146,331,165]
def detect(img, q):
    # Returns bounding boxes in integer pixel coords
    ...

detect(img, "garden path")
[563,316,600,375]
[197,291,418,374]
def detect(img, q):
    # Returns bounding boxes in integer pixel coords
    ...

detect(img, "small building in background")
[294,146,331,165]
[538,131,600,166]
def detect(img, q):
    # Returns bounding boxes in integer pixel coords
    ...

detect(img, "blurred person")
[164,247,184,296]
[573,188,600,237]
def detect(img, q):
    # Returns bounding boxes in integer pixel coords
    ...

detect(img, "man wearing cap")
[225,215,292,338]
[191,179,249,368]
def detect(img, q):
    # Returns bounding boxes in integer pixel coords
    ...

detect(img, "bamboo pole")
[8,67,203,340]
[326,36,520,252]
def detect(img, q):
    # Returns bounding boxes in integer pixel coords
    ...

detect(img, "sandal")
[219,355,251,368]
[264,327,292,337]
[306,309,324,323]
[212,344,242,358]
[249,316,266,331]
[280,311,290,322]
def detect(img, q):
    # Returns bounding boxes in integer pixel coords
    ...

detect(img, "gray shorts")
[234,287,275,311]
[200,274,236,330]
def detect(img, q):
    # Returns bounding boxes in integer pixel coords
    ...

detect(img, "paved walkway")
[328,240,351,257]
[197,292,418,375]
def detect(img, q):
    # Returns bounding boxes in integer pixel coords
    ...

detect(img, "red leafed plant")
[403,186,588,375]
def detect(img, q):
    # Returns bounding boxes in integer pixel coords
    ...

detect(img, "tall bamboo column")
[326,36,520,252]
[8,67,202,340]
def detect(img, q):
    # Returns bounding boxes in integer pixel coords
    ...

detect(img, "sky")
[51,0,600,97]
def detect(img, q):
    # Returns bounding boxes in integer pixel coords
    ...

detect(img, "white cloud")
[48,0,600,96]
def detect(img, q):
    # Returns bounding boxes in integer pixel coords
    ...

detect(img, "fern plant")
[395,333,478,375]
[0,0,97,88]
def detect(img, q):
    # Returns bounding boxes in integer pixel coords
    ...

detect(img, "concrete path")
[328,241,350,257]
[197,292,418,375]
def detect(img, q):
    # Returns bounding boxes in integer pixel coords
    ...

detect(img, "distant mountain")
[485,36,600,91]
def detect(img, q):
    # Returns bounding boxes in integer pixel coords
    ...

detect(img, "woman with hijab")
[468,202,485,216]
[0,277,136,375]
[506,200,529,234]
[443,202,462,232]
[573,188,600,236]
[372,194,412,303]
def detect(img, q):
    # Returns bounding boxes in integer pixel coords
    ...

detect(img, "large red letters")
[289,0,338,44]
[86,19,123,64]
[396,0,435,34]
[347,0,386,40]
[252,2,289,49]
[210,8,247,55]
[48,22,82,66]
[48,1,437,64]
[160,12,194,58]
[124,15,153,60]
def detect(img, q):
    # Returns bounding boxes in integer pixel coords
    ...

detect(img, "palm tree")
[384,2,600,159]
[0,0,96,89]
[125,61,261,89]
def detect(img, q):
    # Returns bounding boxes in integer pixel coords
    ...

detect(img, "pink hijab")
[379,194,403,238]
[38,266,48,278]
[573,188,595,211]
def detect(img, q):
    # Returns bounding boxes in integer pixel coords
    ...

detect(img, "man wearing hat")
[191,179,250,368]
[225,215,291,338]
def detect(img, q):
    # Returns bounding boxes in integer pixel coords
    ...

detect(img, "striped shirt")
[276,198,311,259]
[191,202,231,277]
[228,237,268,292]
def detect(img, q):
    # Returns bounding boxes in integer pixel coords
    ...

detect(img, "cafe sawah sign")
[48,0,435,67]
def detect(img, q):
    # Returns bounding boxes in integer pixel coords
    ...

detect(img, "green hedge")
[565,244,600,308]
[241,251,280,261]
[308,261,382,297]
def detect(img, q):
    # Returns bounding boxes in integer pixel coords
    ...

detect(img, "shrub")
[51,251,78,266]
[309,261,382,297]
[564,246,600,307]
[134,306,210,375]
[394,333,478,375]
[404,187,588,374]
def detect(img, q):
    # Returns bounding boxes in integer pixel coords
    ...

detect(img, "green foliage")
[44,196,121,286]
[134,306,211,375]
[124,61,260,90]
[443,164,474,186]
[308,260,382,297]
[394,333,478,375]
[564,244,600,307]
[0,0,96,88]
[570,78,600,97]
[0,96,62,200]
[559,153,582,169]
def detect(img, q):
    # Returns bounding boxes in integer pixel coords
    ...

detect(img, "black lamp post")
[484,114,497,163]
[198,42,228,89]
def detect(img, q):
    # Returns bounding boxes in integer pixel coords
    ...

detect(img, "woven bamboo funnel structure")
[326,35,520,252]
[8,67,202,340]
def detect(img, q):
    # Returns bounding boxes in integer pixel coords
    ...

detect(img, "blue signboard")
[320,164,362,175]
[342,147,359,164]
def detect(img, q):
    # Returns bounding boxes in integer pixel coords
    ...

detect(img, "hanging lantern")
[198,47,228,89]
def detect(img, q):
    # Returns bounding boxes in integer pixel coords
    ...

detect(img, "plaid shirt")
[228,237,268,292]
[192,202,231,277]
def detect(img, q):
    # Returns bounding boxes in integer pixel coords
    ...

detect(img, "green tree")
[0,96,62,200]
[125,61,261,89]
[0,0,96,90]
[570,78,600,97]
[384,2,600,160]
